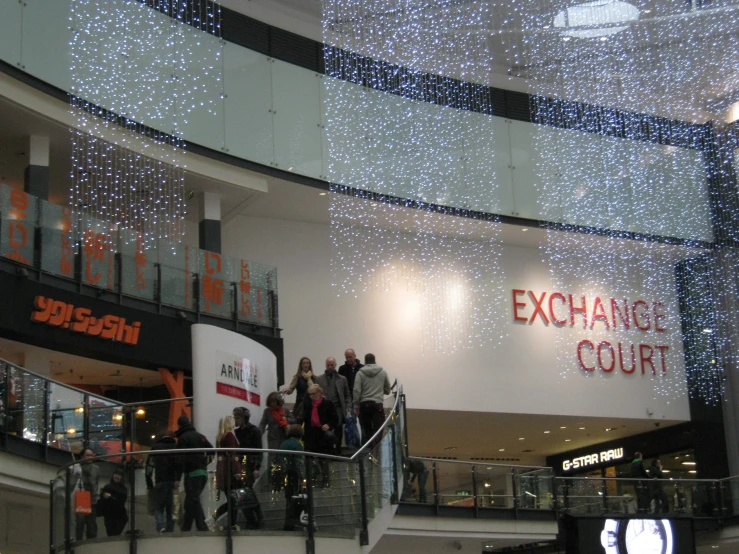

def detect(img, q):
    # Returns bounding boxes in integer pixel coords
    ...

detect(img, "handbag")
[74,479,92,515]
[323,429,337,445]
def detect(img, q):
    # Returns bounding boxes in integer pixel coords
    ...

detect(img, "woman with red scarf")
[302,384,339,488]
[259,392,291,489]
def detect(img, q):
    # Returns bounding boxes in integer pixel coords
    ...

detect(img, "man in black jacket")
[338,348,363,400]
[233,407,262,485]
[175,416,213,531]
[631,452,651,513]
[146,434,178,532]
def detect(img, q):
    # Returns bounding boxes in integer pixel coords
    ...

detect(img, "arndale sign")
[562,447,624,471]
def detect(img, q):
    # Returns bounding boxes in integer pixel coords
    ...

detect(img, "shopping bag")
[74,489,92,515]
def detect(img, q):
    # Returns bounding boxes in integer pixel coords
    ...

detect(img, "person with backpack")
[175,416,213,532]
[145,434,179,533]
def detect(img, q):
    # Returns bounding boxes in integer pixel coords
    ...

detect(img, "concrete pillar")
[23,135,50,200]
[198,191,221,254]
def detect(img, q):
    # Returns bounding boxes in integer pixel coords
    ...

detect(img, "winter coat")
[175,423,213,475]
[259,409,289,450]
[316,371,352,422]
[353,364,391,404]
[146,436,178,485]
[302,397,339,454]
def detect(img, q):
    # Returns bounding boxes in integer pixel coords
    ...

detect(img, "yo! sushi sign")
[216,350,261,406]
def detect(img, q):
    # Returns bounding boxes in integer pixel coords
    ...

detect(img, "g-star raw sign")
[562,448,624,471]
[31,295,141,345]
[512,289,671,376]
[216,350,260,406]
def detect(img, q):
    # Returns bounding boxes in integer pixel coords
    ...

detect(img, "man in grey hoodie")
[353,353,391,448]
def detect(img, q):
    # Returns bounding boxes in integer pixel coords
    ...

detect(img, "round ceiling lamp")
[553,0,640,39]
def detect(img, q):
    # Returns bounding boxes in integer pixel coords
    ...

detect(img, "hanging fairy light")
[323,0,508,353]
[69,0,223,247]
[500,0,737,403]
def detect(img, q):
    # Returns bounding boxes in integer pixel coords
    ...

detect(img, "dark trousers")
[359,401,385,448]
[635,481,651,513]
[104,514,128,536]
[153,481,175,532]
[283,469,302,531]
[182,474,208,531]
[653,489,669,513]
[75,512,97,540]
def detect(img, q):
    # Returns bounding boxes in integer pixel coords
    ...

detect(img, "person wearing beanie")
[175,416,213,532]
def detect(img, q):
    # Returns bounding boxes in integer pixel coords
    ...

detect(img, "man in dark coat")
[146,434,178,532]
[233,407,262,485]
[338,348,363,400]
[175,416,213,531]
[631,452,651,513]
[649,458,668,513]
[316,357,352,454]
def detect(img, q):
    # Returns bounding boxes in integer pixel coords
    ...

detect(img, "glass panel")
[88,397,124,457]
[79,215,116,291]
[52,474,66,552]
[311,458,362,538]
[132,400,180,451]
[0,0,22,67]
[119,229,157,301]
[435,461,474,507]
[475,465,514,509]
[199,249,234,318]
[272,60,323,179]
[158,241,197,309]
[0,184,37,266]
[7,367,45,442]
[233,259,276,326]
[462,112,515,216]
[173,23,225,150]
[39,201,76,279]
[517,468,553,510]
[224,43,274,166]
[48,383,85,454]
[21,0,71,90]
[0,362,6,433]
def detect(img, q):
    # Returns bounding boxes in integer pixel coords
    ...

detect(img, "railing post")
[305,456,316,554]
[128,457,137,554]
[432,461,439,515]
[390,424,398,504]
[83,395,90,451]
[49,479,55,554]
[225,453,233,554]
[64,465,72,554]
[471,465,479,518]
[42,379,50,461]
[401,394,409,460]
[358,458,369,546]
[512,467,519,518]
[552,475,559,514]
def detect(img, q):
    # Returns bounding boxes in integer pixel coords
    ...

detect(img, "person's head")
[652,458,661,468]
[297,357,313,374]
[364,353,376,365]
[177,415,191,429]
[112,468,125,483]
[345,349,357,364]
[81,448,95,460]
[307,384,323,402]
[233,407,250,427]
[634,452,643,461]
[287,424,304,440]
[266,391,284,408]
[325,357,337,373]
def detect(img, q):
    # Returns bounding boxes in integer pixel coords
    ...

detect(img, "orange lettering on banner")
[83,230,107,285]
[59,208,73,276]
[30,295,141,345]
[5,190,31,265]
[135,234,147,291]
[158,368,191,432]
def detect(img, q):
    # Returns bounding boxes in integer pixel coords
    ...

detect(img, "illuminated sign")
[562,447,624,471]
[31,296,141,345]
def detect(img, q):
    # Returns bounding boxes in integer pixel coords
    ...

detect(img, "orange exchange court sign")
[30,295,141,345]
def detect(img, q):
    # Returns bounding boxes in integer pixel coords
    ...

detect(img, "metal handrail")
[349,379,401,461]
[408,455,550,471]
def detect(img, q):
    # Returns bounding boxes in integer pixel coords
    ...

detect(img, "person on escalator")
[97,468,128,536]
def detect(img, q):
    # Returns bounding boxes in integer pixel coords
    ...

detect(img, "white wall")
[222,215,690,422]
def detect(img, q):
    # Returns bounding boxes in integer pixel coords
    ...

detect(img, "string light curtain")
[323,0,508,354]
[69,0,223,246]
[502,0,739,403]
